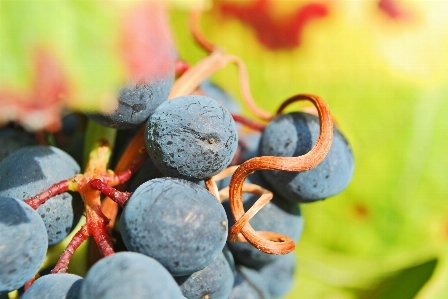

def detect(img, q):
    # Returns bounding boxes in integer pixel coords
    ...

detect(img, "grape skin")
[199,80,242,114]
[88,77,174,129]
[79,252,184,299]
[120,177,228,276]
[0,196,48,293]
[229,265,272,299]
[0,146,82,245]
[145,95,238,181]
[0,128,34,163]
[174,247,236,299]
[259,112,355,203]
[259,253,296,298]
[21,274,83,299]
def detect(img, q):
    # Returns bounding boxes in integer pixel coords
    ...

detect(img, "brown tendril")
[228,94,333,255]
[204,177,220,201]
[170,50,273,121]
[189,7,216,53]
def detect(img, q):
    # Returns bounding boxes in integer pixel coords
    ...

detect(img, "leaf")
[359,259,437,299]
[0,0,178,131]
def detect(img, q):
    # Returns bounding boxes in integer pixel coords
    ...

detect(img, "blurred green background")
[2,0,448,298]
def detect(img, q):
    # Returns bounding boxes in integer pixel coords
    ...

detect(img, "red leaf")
[120,1,175,81]
[215,0,328,50]
[0,49,68,132]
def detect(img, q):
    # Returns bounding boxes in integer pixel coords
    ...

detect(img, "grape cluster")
[0,7,355,299]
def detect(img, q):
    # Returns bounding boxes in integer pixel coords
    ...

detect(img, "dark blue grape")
[259,112,355,203]
[79,252,184,299]
[223,172,304,270]
[88,76,174,129]
[0,146,82,245]
[229,266,272,299]
[0,196,48,293]
[259,253,296,298]
[58,112,88,167]
[21,274,83,299]
[174,246,236,299]
[145,95,238,181]
[199,80,241,114]
[238,131,261,163]
[126,158,163,192]
[0,128,34,163]
[120,177,228,276]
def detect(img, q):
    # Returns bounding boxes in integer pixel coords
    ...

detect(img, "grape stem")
[89,179,132,208]
[23,137,146,275]
[231,113,266,131]
[23,180,69,210]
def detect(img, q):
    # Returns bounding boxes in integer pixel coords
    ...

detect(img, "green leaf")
[360,259,437,299]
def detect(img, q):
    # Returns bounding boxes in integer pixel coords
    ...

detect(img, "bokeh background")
[2,0,448,298]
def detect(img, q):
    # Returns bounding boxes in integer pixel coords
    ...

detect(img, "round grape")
[0,196,48,293]
[79,252,184,299]
[121,177,228,276]
[259,112,355,203]
[145,95,238,181]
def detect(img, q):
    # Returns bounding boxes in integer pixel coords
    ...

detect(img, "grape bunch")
[0,5,354,299]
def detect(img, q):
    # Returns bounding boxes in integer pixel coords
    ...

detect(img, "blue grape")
[238,131,262,163]
[126,158,163,192]
[259,253,296,298]
[79,252,184,299]
[0,128,34,163]
[174,246,236,299]
[21,274,83,299]
[223,172,304,270]
[0,196,48,293]
[199,80,241,114]
[59,112,88,166]
[259,112,355,203]
[121,177,228,276]
[88,76,174,129]
[229,266,272,299]
[0,146,82,245]
[145,95,238,181]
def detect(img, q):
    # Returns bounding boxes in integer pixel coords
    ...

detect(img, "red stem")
[231,113,266,131]
[89,179,131,207]
[51,224,89,274]
[24,180,69,210]
[89,220,115,257]
[114,150,148,184]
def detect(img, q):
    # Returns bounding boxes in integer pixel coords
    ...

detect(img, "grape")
[259,253,296,298]
[126,158,163,192]
[199,80,241,114]
[21,274,83,299]
[88,76,174,129]
[0,128,34,163]
[0,196,48,293]
[223,172,304,269]
[174,246,236,299]
[58,112,88,166]
[238,131,262,163]
[145,95,238,181]
[0,146,82,245]
[79,252,184,299]
[120,177,228,276]
[259,112,355,203]
[229,266,272,299]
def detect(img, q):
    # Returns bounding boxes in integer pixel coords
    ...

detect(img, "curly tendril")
[227,94,334,255]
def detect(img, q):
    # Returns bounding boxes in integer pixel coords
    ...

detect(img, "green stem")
[83,120,117,170]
